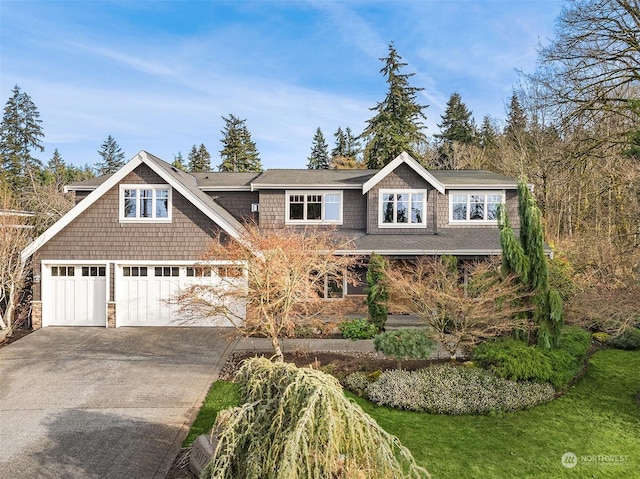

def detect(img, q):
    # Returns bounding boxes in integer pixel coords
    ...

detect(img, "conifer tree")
[188,143,211,172]
[331,127,347,159]
[330,126,362,169]
[435,92,476,145]
[499,180,564,349]
[96,135,125,175]
[43,148,66,190]
[361,43,428,169]
[366,253,389,331]
[172,152,186,171]
[218,114,262,172]
[0,85,44,190]
[504,93,528,144]
[307,127,330,169]
[479,115,499,150]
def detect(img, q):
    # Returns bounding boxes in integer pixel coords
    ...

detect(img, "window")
[219,266,244,278]
[186,266,212,277]
[379,190,426,227]
[120,185,171,222]
[286,191,343,224]
[82,266,106,277]
[123,266,148,277]
[51,266,75,277]
[155,266,179,277]
[450,192,504,222]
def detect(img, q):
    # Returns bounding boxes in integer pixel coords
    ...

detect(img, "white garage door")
[116,264,245,327]
[42,264,107,326]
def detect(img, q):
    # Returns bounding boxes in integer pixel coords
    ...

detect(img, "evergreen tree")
[188,143,211,172]
[366,253,389,331]
[96,135,125,175]
[344,127,361,160]
[479,115,499,150]
[330,126,362,169]
[307,127,330,169]
[435,92,476,145]
[499,181,564,349]
[171,152,186,171]
[0,85,45,190]
[218,114,262,172]
[43,148,66,190]
[504,93,528,144]
[331,127,347,159]
[361,43,428,169]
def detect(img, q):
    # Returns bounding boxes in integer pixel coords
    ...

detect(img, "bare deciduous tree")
[177,225,359,361]
[385,256,534,358]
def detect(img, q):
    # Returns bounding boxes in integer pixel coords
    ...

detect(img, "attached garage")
[115,263,244,327]
[41,263,108,327]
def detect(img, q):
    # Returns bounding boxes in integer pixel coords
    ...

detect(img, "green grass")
[182,380,241,446]
[185,350,640,477]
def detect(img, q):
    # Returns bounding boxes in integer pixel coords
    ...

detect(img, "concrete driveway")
[0,327,237,479]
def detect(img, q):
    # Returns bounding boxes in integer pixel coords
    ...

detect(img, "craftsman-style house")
[21,151,520,328]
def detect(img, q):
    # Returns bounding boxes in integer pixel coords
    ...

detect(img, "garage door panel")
[116,265,243,327]
[43,264,107,327]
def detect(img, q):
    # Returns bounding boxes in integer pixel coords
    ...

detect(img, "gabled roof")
[22,151,248,262]
[191,172,262,191]
[362,152,446,194]
[250,169,377,190]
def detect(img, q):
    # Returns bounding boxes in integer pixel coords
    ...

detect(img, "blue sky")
[0,0,562,170]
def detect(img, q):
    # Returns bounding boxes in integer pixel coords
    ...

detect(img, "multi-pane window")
[51,266,75,277]
[286,191,342,224]
[121,185,171,221]
[451,193,503,222]
[123,266,148,277]
[82,266,106,277]
[380,190,426,226]
[155,266,179,277]
[186,266,212,277]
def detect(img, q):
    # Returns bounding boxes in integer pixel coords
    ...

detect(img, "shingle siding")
[367,163,436,234]
[207,191,259,223]
[33,164,224,301]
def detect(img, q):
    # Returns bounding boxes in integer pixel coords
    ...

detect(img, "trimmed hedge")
[346,365,555,415]
[373,328,435,360]
[473,326,591,389]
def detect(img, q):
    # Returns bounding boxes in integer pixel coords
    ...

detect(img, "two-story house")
[21,150,520,329]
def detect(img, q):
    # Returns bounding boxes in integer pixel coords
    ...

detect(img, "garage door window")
[82,266,106,277]
[155,266,179,277]
[123,266,147,277]
[186,266,212,277]
[51,266,75,277]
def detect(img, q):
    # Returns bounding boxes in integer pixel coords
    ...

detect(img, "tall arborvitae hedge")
[366,253,389,331]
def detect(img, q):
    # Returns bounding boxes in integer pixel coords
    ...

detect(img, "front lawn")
[187,349,640,478]
[354,349,640,478]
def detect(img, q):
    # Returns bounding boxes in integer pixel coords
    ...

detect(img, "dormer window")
[286,191,342,224]
[379,189,427,228]
[119,185,172,222]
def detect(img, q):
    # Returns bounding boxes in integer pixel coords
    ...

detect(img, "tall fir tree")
[188,143,211,172]
[307,127,330,169]
[96,135,125,175]
[331,127,347,159]
[43,148,66,190]
[0,85,44,190]
[479,115,499,150]
[218,114,262,172]
[360,43,428,169]
[172,152,186,171]
[504,93,528,144]
[435,92,476,145]
[331,126,362,168]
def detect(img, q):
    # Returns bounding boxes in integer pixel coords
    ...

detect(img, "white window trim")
[119,184,172,223]
[448,190,505,224]
[378,189,428,229]
[285,190,343,225]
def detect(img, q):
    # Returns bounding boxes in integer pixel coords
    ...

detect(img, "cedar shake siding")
[32,164,224,301]
[367,163,436,235]
[258,189,366,230]
[207,191,259,223]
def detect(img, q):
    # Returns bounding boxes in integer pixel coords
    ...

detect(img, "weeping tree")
[499,180,564,348]
[366,253,389,331]
[202,357,430,479]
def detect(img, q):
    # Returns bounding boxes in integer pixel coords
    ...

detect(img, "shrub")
[343,371,372,396]
[366,253,389,331]
[607,327,640,350]
[473,326,591,389]
[364,365,555,415]
[592,332,611,344]
[338,318,378,340]
[373,328,436,360]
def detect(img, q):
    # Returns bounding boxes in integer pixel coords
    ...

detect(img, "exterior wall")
[258,189,366,230]
[73,191,91,204]
[436,189,520,229]
[207,191,259,223]
[367,163,436,234]
[32,164,224,301]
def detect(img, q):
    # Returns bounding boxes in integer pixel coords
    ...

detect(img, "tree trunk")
[270,335,284,362]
